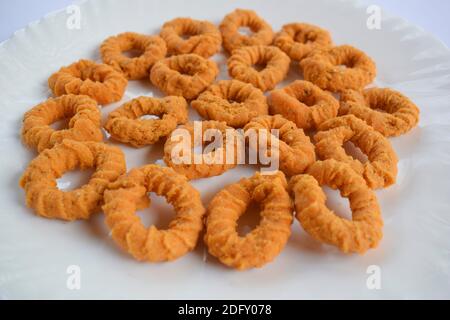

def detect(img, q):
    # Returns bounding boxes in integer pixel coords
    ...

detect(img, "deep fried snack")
[228,45,290,92]
[191,80,268,128]
[244,115,315,176]
[21,94,103,153]
[205,171,293,270]
[220,9,274,53]
[160,18,221,58]
[300,45,376,92]
[164,120,238,180]
[315,115,398,189]
[268,80,339,130]
[104,96,188,147]
[102,164,206,262]
[48,59,128,105]
[100,32,167,80]
[19,140,126,221]
[273,23,332,61]
[339,88,420,137]
[150,54,219,100]
[289,160,383,254]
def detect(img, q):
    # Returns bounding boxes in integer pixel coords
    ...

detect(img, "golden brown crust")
[21,94,103,153]
[300,45,376,92]
[228,45,290,92]
[191,80,268,128]
[315,115,398,189]
[19,140,126,221]
[104,96,188,147]
[220,9,274,53]
[289,160,383,254]
[48,59,128,105]
[150,54,219,100]
[100,32,167,80]
[244,115,316,176]
[268,80,339,130]
[205,171,293,270]
[102,165,206,262]
[160,18,221,58]
[339,88,420,137]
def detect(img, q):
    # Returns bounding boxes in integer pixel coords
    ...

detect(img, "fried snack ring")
[150,54,219,100]
[164,120,237,180]
[104,96,188,147]
[102,164,205,262]
[315,115,398,189]
[100,32,167,80]
[244,115,316,176]
[205,171,293,270]
[219,9,274,53]
[191,80,268,128]
[269,80,339,131]
[300,45,376,92]
[160,18,221,58]
[339,88,420,137]
[273,23,332,61]
[228,45,290,92]
[289,160,383,254]
[48,59,128,105]
[19,140,126,221]
[21,94,103,153]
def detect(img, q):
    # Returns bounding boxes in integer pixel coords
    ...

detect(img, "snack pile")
[19,9,420,270]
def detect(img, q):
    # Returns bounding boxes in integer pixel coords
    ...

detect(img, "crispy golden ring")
[228,45,290,92]
[289,160,383,254]
[48,59,128,105]
[220,9,274,53]
[160,18,221,58]
[150,54,219,100]
[300,45,376,92]
[21,94,103,153]
[191,80,268,128]
[339,88,420,137]
[100,32,167,80]
[19,140,126,221]
[205,171,293,270]
[273,23,333,61]
[269,80,339,131]
[104,96,188,148]
[164,120,238,180]
[315,115,398,189]
[244,115,316,177]
[102,164,206,262]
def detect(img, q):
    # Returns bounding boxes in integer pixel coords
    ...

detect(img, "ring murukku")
[163,120,238,180]
[268,80,339,130]
[104,96,188,147]
[150,54,219,100]
[273,23,333,61]
[244,115,316,176]
[160,18,221,58]
[102,164,206,262]
[315,115,398,189]
[205,171,293,270]
[289,160,383,254]
[227,45,290,92]
[48,59,128,105]
[300,45,376,92]
[21,94,103,153]
[100,32,167,80]
[191,79,268,128]
[339,88,420,137]
[219,9,274,53]
[19,140,126,221]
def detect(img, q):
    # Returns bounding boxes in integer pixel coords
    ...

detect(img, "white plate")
[1,0,450,299]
